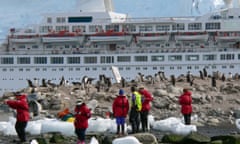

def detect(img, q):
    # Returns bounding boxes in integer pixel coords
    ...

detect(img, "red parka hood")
[16,94,27,100]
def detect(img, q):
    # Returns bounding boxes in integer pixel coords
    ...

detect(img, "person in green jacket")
[129,86,142,134]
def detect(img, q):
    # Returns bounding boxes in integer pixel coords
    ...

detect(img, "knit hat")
[138,85,144,89]
[76,99,83,105]
[14,91,21,96]
[119,89,124,95]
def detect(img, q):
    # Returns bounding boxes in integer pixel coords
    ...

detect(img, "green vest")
[131,91,142,111]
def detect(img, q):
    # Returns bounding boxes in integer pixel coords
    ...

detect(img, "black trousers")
[15,121,28,142]
[129,108,140,133]
[75,128,86,142]
[140,111,149,132]
[184,114,191,125]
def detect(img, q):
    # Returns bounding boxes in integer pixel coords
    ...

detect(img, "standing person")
[129,86,142,134]
[179,88,192,125]
[5,92,30,143]
[138,85,153,132]
[112,89,129,136]
[74,99,91,144]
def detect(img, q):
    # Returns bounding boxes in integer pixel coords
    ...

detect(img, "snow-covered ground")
[0,115,197,144]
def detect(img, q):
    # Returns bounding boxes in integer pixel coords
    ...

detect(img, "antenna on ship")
[191,0,200,15]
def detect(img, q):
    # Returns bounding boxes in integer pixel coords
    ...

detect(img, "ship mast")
[76,0,114,12]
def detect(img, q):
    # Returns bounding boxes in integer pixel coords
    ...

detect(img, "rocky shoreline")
[1,73,240,143]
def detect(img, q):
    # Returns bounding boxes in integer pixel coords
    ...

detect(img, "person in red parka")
[179,88,192,125]
[138,85,153,132]
[112,89,129,136]
[5,92,30,143]
[74,99,91,144]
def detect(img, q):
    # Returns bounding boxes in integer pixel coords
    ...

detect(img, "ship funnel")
[76,0,114,12]
[223,0,233,8]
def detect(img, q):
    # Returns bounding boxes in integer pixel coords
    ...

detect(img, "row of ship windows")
[0,65,235,72]
[0,54,237,64]
[39,22,221,33]
[16,42,215,49]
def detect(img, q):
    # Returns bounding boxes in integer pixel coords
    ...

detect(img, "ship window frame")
[72,26,86,32]
[56,26,69,32]
[203,54,217,61]
[32,45,39,49]
[129,25,136,32]
[106,25,120,32]
[56,17,66,23]
[170,66,174,70]
[84,56,97,64]
[136,67,140,70]
[172,23,185,31]
[89,25,103,32]
[34,57,47,64]
[168,55,182,61]
[177,66,182,70]
[188,23,202,30]
[186,55,199,61]
[102,67,107,71]
[151,55,164,62]
[153,67,157,70]
[67,57,81,64]
[156,25,170,31]
[17,57,31,64]
[47,17,52,23]
[68,17,92,23]
[18,45,26,49]
[50,57,64,64]
[134,56,148,62]
[226,54,234,60]
[117,56,131,62]
[100,56,114,64]
[205,22,221,30]
[40,26,53,33]
[222,65,227,69]
[187,66,192,70]
[1,57,14,64]
[139,25,153,32]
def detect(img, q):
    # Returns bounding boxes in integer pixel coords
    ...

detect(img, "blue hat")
[119,89,124,95]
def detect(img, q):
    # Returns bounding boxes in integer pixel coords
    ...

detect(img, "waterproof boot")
[121,124,125,135]
[116,125,120,135]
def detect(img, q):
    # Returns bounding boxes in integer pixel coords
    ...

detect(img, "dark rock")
[181,132,211,144]
[211,135,240,144]
[49,132,65,143]
[161,134,184,143]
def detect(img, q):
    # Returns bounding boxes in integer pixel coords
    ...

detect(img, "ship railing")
[1,47,239,55]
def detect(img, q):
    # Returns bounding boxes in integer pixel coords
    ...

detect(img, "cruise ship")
[0,0,240,95]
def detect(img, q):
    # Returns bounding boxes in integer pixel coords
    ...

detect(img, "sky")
[0,0,238,42]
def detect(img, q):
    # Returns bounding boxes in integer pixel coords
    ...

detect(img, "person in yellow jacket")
[129,86,142,134]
